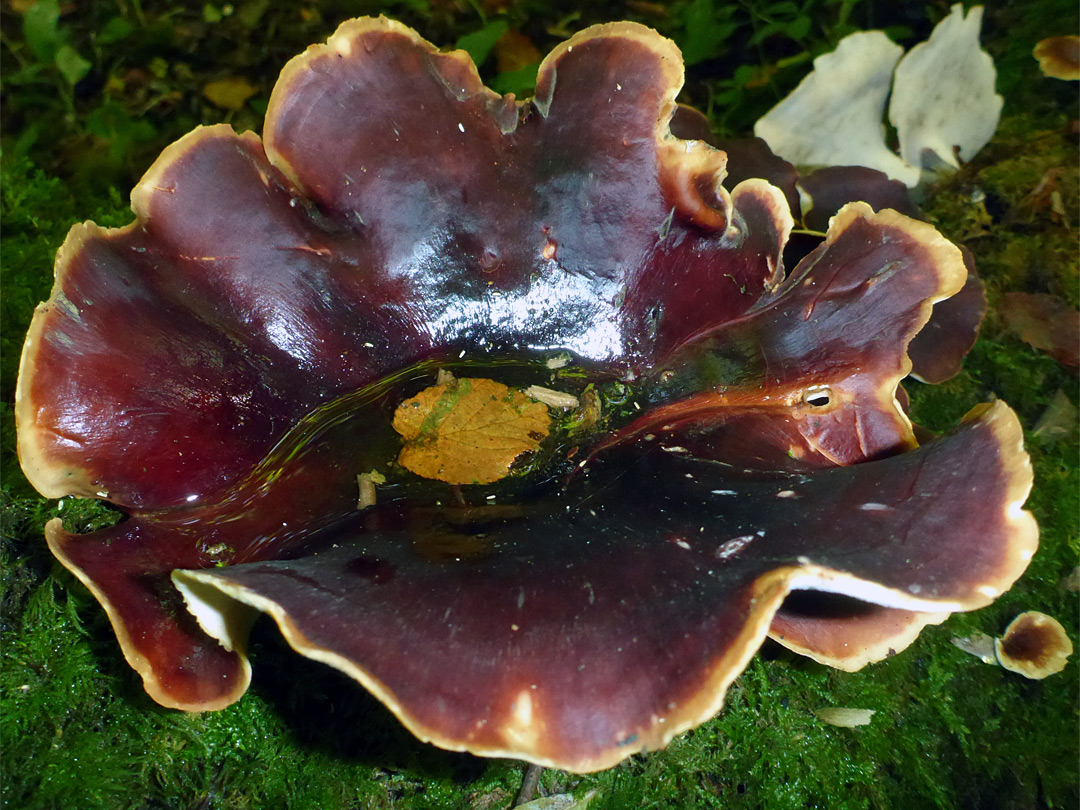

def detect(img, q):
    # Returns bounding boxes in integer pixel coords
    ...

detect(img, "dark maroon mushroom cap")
[169,399,1035,770]
[769,598,950,671]
[669,107,987,387]
[18,17,1038,772]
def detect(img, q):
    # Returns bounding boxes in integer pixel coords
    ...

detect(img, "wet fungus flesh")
[16,17,1038,773]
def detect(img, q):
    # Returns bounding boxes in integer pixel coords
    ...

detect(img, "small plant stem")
[512,763,544,806]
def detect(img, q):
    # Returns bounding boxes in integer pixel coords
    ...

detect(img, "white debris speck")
[524,385,579,409]
[716,535,755,560]
[859,502,890,511]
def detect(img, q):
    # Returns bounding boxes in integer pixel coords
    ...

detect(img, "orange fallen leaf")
[495,29,541,74]
[393,377,550,484]
[1001,292,1080,369]
[203,77,259,111]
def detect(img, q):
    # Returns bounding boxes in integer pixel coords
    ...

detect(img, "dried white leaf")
[951,630,998,664]
[754,32,919,186]
[1033,389,1078,442]
[889,4,1002,171]
[524,385,579,409]
[815,707,876,728]
[755,4,1000,187]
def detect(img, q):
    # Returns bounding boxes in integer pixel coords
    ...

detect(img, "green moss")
[922,114,1079,309]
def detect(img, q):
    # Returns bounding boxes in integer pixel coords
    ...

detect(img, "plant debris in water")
[393,377,551,485]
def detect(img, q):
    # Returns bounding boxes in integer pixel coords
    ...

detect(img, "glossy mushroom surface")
[18,17,1037,772]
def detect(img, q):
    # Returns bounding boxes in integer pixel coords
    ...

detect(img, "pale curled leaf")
[392,378,550,484]
[951,631,998,664]
[1033,390,1077,443]
[815,707,876,727]
[889,4,1002,170]
[1063,566,1080,593]
[753,32,918,185]
[524,385,579,409]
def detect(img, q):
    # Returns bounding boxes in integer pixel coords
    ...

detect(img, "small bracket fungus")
[755,4,1002,186]
[1034,36,1080,81]
[995,611,1073,679]
[17,16,1038,773]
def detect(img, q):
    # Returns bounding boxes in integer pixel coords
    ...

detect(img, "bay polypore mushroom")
[17,17,1038,773]
[995,611,1073,679]
[670,107,989,386]
[1033,36,1080,81]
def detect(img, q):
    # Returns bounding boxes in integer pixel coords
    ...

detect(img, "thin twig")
[512,762,544,807]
